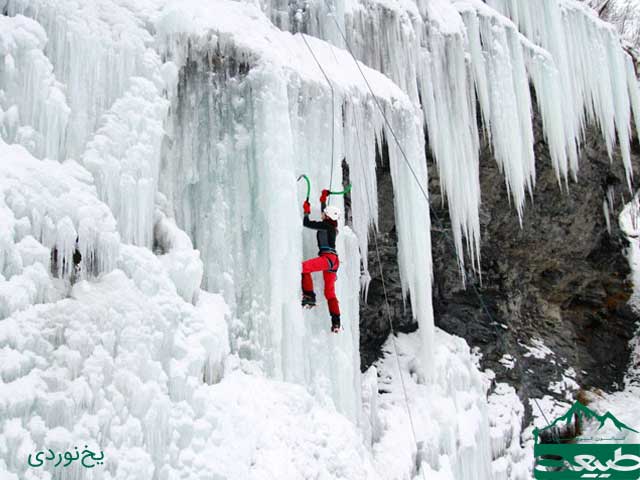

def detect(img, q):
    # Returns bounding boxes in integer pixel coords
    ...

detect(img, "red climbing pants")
[301,253,340,315]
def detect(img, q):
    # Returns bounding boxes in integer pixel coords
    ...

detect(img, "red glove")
[320,189,330,203]
[303,200,311,214]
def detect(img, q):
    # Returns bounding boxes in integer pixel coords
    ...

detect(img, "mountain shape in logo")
[534,401,639,444]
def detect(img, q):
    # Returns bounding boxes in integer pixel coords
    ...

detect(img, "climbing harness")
[325,255,338,273]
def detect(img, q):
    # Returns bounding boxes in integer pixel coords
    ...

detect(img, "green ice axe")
[329,184,352,196]
[297,174,311,200]
[297,174,352,199]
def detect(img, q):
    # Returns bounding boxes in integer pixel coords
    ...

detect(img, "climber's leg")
[323,270,340,314]
[301,256,329,306]
[322,255,340,332]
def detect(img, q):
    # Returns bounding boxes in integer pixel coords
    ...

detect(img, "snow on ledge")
[154,0,415,110]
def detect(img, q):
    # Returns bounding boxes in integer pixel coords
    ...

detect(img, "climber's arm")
[319,189,329,213]
[303,199,327,230]
[303,215,329,230]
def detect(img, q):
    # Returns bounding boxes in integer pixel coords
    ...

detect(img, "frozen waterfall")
[154,0,434,416]
[0,0,638,478]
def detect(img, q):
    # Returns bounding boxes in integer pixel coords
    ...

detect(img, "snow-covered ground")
[357,329,537,480]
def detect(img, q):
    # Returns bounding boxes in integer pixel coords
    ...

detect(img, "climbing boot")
[330,314,341,333]
[302,291,316,308]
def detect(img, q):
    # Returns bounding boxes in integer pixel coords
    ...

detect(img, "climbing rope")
[321,9,430,204]
[313,7,430,471]
[315,3,508,358]
[299,26,425,473]
[319,0,501,337]
[300,33,336,197]
[351,110,424,461]
[312,0,556,461]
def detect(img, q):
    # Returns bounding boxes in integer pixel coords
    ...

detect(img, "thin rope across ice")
[300,33,336,197]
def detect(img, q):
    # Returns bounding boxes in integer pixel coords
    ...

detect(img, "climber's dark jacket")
[303,202,337,255]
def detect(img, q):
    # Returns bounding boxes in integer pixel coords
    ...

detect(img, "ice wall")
[2,0,638,478]
[0,124,376,480]
[154,0,434,417]
[159,46,308,384]
[0,1,439,478]
[83,78,168,248]
[0,0,435,428]
[0,14,69,160]
[0,157,233,478]
[0,138,119,321]
[1,0,170,250]
[2,0,161,160]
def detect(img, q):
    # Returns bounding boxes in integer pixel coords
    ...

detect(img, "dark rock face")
[360,116,639,421]
[359,147,418,370]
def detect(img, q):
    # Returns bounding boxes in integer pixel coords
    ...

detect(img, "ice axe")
[297,174,352,199]
[297,174,311,201]
[328,184,352,196]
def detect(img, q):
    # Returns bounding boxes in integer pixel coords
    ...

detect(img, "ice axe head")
[297,174,311,200]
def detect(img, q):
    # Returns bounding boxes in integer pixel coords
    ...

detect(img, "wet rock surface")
[360,118,639,422]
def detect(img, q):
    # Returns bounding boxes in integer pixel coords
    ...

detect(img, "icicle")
[487,0,638,188]
[339,0,422,103]
[418,3,482,275]
[457,1,536,223]
[604,198,612,234]
[626,54,640,150]
[54,217,76,280]
[384,106,435,381]
[361,366,382,446]
[342,99,382,292]
[524,43,574,184]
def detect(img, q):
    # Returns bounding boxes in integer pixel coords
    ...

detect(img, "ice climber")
[301,189,342,333]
